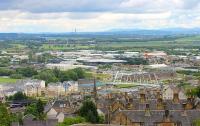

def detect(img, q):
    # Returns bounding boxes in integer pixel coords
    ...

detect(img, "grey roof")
[119,110,200,126]
[52,100,71,108]
[97,98,187,110]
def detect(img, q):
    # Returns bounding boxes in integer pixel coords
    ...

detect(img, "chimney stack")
[185,97,193,109]
[164,110,170,122]
[139,89,146,103]
[107,93,113,99]
[157,97,164,110]
[156,90,162,99]
[173,92,179,104]
[181,103,187,116]
[145,103,151,116]
[126,102,133,110]
[124,92,129,102]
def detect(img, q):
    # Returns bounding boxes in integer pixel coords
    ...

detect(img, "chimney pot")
[164,110,170,122]
[182,103,187,116]
[173,93,179,103]
[145,103,151,116]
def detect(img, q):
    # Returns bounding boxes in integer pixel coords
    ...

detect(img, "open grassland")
[97,40,197,48]
[114,84,137,88]
[175,35,200,42]
[38,35,200,51]
[10,44,27,49]
[0,77,19,84]
[85,72,112,82]
[41,44,95,50]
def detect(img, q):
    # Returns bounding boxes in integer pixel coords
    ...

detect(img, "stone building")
[97,89,200,126]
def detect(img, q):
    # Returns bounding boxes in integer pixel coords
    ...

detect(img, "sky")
[0,0,200,32]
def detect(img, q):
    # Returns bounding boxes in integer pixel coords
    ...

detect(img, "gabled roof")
[119,110,200,126]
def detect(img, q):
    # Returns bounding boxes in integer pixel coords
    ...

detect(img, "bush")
[34,69,58,84]
[16,67,38,77]
[8,92,27,101]
[58,116,86,126]
[79,100,100,123]
[10,74,23,79]
[0,68,14,76]
[193,119,200,126]
[0,103,11,126]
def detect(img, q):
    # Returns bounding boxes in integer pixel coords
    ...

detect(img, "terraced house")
[97,89,200,126]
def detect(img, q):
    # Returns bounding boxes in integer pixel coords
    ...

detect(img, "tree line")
[0,67,87,85]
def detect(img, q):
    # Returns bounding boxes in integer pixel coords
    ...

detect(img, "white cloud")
[0,0,200,32]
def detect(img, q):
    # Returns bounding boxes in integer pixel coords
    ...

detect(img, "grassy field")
[114,84,137,88]
[0,77,19,84]
[97,40,197,48]
[41,44,95,50]
[85,72,112,81]
[11,44,27,49]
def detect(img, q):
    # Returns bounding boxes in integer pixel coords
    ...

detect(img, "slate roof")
[97,98,187,110]
[21,114,58,126]
[119,110,200,126]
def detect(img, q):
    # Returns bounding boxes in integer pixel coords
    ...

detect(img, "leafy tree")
[25,99,45,120]
[67,70,78,81]
[53,67,61,78]
[35,69,58,84]
[25,104,38,118]
[60,68,85,82]
[79,100,99,123]
[8,91,27,101]
[10,74,23,79]
[10,113,23,125]
[60,72,70,82]
[196,87,200,98]
[0,103,11,126]
[0,57,10,67]
[58,116,86,126]
[73,68,86,79]
[0,68,14,76]
[35,68,86,84]
[16,67,38,77]
[186,87,200,98]
[36,99,44,119]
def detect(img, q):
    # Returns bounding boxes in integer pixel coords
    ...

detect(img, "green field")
[41,44,95,50]
[97,40,197,48]
[0,77,19,84]
[115,84,137,88]
[11,44,27,49]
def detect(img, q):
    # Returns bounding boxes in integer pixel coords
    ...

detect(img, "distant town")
[0,33,200,126]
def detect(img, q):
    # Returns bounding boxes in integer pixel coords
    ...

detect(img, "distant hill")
[106,28,200,35]
[0,28,200,40]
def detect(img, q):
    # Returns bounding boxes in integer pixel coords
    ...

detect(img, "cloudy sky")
[0,0,200,32]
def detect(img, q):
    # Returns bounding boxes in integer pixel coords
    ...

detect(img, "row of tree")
[0,67,87,84]
[0,67,37,79]
[35,67,86,84]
